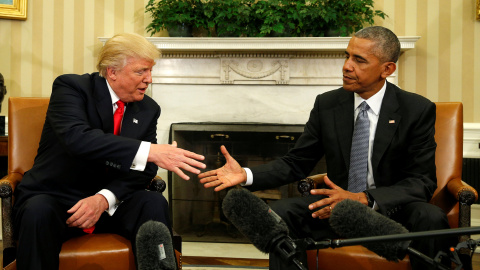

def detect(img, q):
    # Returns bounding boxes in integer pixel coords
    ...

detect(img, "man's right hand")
[148,141,206,180]
[66,194,108,229]
[198,145,247,192]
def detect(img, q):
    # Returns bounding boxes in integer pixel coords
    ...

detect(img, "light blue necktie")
[348,101,370,193]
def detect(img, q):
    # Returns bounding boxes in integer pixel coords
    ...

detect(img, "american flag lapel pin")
[133,118,138,124]
[389,120,395,124]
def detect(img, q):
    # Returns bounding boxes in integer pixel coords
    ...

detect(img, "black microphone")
[329,199,411,262]
[136,220,176,270]
[222,187,307,270]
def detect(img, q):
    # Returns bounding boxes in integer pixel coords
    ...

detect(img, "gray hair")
[354,26,401,63]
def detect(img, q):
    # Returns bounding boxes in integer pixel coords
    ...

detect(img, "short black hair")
[354,26,401,63]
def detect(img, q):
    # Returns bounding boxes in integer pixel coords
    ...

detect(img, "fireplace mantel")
[100,36,420,53]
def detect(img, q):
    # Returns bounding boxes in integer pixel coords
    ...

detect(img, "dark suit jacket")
[249,82,437,217]
[14,72,161,209]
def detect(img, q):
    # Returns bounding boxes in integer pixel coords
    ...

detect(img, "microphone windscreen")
[136,220,176,270]
[222,188,289,253]
[329,199,410,262]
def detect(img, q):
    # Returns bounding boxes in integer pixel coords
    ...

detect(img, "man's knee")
[404,202,449,231]
[131,190,169,218]
[16,195,64,224]
[134,190,167,205]
[269,198,291,220]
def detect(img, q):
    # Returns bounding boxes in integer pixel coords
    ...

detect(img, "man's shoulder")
[387,82,434,107]
[314,87,350,106]
[54,72,104,88]
[56,72,100,81]
[135,94,160,112]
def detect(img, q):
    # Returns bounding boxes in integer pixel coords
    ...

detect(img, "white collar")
[106,79,121,105]
[353,81,387,116]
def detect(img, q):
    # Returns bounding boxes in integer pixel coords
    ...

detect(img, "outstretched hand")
[198,145,247,192]
[308,176,368,219]
[148,141,206,180]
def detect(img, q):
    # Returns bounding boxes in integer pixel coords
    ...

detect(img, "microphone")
[136,220,176,270]
[222,188,307,270]
[329,199,411,262]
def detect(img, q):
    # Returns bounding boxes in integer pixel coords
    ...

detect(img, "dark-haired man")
[199,26,452,270]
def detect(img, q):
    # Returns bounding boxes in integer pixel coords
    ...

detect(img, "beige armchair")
[0,97,182,270]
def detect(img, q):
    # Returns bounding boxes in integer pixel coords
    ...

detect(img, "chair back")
[8,97,49,176]
[430,102,463,227]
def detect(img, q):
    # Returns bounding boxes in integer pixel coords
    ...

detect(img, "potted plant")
[145,0,387,37]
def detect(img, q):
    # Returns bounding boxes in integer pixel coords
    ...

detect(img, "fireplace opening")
[168,122,326,243]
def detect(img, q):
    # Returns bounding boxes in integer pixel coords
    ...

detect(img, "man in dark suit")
[13,33,206,270]
[199,26,451,270]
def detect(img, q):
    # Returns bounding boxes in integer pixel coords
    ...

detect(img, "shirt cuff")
[242,167,253,186]
[97,189,119,216]
[131,141,150,171]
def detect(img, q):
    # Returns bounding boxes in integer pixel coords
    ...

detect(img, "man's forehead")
[346,38,378,58]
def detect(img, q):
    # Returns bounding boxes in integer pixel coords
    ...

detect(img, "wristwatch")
[363,191,374,208]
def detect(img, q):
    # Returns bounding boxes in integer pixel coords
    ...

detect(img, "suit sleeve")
[103,108,160,201]
[249,95,325,191]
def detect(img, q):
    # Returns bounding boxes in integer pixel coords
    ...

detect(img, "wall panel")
[0,0,479,122]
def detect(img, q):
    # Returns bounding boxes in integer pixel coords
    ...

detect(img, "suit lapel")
[93,76,115,133]
[371,83,401,174]
[335,91,355,169]
[120,102,142,138]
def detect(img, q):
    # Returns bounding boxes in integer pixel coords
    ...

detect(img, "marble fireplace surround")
[99,36,421,190]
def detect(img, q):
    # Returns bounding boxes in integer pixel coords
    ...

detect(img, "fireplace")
[168,122,326,242]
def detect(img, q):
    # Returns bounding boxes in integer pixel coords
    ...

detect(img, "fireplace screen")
[168,122,326,243]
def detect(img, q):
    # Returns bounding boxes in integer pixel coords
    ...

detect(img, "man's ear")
[106,67,117,81]
[381,62,397,79]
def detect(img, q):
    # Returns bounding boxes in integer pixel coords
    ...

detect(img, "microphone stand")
[295,226,480,270]
[271,235,308,270]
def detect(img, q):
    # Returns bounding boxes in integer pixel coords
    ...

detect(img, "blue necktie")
[348,101,370,193]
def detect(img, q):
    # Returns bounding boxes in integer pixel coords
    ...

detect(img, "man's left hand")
[66,194,108,229]
[308,176,368,219]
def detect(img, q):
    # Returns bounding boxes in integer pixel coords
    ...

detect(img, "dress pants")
[13,190,171,270]
[268,195,454,270]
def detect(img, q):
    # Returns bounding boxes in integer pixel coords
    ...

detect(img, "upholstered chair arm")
[447,178,478,206]
[0,173,23,199]
[446,178,478,229]
[0,173,23,261]
[147,175,166,193]
[297,173,327,197]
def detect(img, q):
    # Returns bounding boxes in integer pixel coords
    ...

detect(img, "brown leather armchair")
[0,97,182,270]
[297,102,478,270]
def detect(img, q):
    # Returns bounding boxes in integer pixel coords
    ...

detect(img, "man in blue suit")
[199,26,452,270]
[13,33,206,270]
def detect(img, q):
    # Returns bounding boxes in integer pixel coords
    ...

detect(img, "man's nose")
[144,70,152,83]
[343,58,353,72]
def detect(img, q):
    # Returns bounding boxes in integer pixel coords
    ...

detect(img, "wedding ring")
[329,206,332,212]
